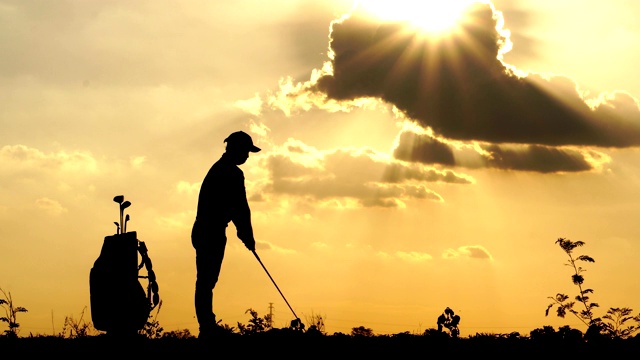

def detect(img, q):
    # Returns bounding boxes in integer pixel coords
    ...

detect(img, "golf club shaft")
[252,250,299,319]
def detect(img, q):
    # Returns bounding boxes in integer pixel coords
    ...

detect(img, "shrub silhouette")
[237,308,272,335]
[351,326,374,337]
[160,328,194,339]
[437,307,460,338]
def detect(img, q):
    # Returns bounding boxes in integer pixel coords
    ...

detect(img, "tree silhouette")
[351,326,374,337]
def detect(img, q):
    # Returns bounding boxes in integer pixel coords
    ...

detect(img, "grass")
[3,330,640,357]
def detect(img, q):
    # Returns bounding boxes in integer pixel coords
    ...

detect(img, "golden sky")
[2,0,640,337]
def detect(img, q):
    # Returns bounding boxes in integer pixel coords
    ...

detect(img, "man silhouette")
[191,130,260,338]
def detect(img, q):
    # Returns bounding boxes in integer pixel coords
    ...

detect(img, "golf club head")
[113,195,124,204]
[124,214,130,233]
[121,200,131,210]
[290,318,305,330]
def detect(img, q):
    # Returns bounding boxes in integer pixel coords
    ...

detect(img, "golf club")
[120,200,131,234]
[113,195,124,234]
[124,214,130,234]
[251,250,301,324]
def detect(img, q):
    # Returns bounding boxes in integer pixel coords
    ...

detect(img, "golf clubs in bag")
[89,195,160,335]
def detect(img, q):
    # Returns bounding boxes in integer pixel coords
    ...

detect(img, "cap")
[224,131,261,152]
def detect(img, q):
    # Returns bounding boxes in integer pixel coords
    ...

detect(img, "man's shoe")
[198,324,228,340]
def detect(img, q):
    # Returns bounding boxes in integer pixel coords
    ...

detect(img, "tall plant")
[545,237,640,339]
[545,238,599,328]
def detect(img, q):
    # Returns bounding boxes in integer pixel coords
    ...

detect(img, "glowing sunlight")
[355,0,479,34]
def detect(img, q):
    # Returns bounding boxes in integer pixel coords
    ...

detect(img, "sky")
[1,0,640,337]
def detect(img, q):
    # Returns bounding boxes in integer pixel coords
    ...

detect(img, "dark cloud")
[311,2,640,148]
[462,245,492,260]
[392,131,456,166]
[381,161,470,183]
[393,130,596,173]
[482,144,592,173]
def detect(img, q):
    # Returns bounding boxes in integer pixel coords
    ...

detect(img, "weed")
[0,287,28,338]
[237,308,272,335]
[304,311,326,335]
[139,300,164,339]
[59,306,97,338]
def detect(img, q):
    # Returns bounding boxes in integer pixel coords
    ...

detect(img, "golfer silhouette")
[191,130,260,339]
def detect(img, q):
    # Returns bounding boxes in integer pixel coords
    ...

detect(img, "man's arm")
[231,171,256,251]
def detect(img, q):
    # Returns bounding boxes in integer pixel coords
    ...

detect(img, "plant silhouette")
[437,307,460,338]
[59,306,97,338]
[237,308,272,335]
[601,307,640,339]
[546,238,599,328]
[351,325,374,337]
[0,287,28,338]
[545,237,640,339]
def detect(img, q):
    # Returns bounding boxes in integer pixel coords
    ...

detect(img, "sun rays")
[354,0,483,35]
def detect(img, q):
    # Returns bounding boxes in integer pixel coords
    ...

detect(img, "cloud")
[256,240,297,255]
[130,156,146,169]
[35,197,68,216]
[377,250,433,262]
[258,138,473,207]
[176,181,201,196]
[443,245,493,261]
[395,251,433,262]
[155,210,194,229]
[312,242,329,249]
[235,93,264,116]
[0,144,98,174]
[310,2,640,148]
[264,1,639,177]
[393,129,611,173]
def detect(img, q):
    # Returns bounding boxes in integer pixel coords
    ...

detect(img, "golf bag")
[89,231,160,334]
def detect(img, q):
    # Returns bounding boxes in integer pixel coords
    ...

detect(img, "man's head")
[224,131,261,165]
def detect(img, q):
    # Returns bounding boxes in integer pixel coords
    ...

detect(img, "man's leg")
[194,234,227,336]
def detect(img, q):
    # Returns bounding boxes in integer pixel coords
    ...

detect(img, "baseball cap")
[224,131,261,152]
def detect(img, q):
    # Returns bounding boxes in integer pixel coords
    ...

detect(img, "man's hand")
[238,229,256,251]
[243,238,256,251]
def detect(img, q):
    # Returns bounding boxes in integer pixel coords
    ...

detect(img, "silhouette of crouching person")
[191,131,260,338]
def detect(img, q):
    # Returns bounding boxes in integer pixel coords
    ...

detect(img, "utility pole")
[268,302,274,327]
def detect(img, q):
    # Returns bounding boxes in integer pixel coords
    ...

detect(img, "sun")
[354,0,479,34]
